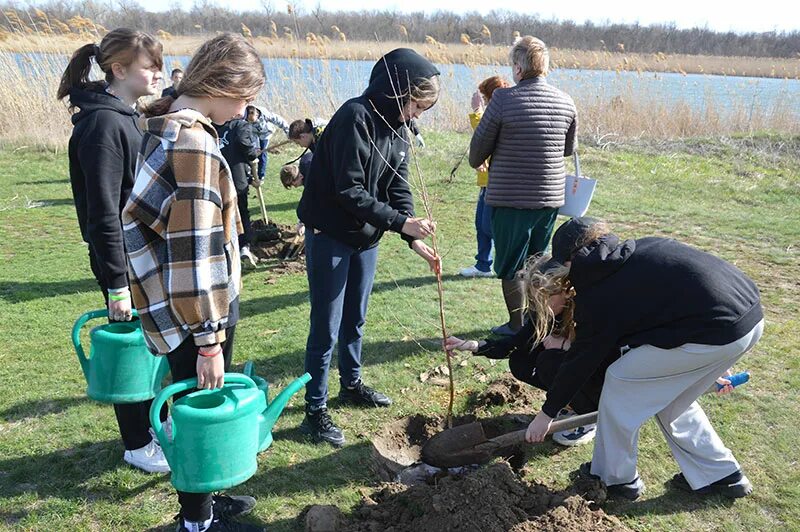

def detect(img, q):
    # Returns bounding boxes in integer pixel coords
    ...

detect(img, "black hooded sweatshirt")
[297,48,440,250]
[68,86,141,291]
[541,235,763,418]
[215,118,260,193]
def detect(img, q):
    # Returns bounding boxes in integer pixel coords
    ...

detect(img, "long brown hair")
[57,28,163,106]
[521,220,611,346]
[143,33,265,117]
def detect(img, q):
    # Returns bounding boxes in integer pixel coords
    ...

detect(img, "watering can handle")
[149,373,257,454]
[72,308,140,378]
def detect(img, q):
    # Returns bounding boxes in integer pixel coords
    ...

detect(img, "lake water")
[10,52,800,124]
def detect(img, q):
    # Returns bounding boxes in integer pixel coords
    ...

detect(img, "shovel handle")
[478,411,598,451]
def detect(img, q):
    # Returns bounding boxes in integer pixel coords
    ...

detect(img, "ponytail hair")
[57,28,163,107]
[143,33,265,118]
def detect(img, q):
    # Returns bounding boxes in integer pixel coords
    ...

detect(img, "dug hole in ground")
[301,377,631,532]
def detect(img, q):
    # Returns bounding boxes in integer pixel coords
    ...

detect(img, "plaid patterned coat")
[122,109,243,355]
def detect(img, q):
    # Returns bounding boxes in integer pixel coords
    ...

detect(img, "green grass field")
[0,132,798,531]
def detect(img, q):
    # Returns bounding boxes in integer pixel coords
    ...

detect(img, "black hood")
[69,86,137,126]
[364,48,440,129]
[568,234,635,290]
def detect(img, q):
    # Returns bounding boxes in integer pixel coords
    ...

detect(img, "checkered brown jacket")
[122,109,242,355]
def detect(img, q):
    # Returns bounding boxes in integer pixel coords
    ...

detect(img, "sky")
[134,0,800,34]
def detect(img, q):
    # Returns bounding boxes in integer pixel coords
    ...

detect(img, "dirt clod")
[341,462,631,532]
[304,505,344,532]
[474,375,542,410]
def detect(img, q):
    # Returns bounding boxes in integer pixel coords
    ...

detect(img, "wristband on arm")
[198,346,222,357]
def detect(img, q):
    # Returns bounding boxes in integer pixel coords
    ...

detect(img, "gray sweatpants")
[591,320,764,489]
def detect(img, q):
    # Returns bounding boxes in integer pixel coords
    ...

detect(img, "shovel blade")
[420,422,493,468]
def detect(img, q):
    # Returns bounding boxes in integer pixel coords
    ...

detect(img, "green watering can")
[150,371,311,493]
[243,361,274,452]
[72,309,170,403]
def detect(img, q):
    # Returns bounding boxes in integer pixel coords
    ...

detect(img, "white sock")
[182,512,213,532]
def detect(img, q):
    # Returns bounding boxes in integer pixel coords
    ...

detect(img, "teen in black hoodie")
[297,48,441,446]
[524,217,763,500]
[215,117,260,266]
[59,29,170,474]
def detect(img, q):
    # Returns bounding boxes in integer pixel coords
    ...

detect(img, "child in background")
[288,117,327,152]
[459,75,510,278]
[216,114,261,268]
[161,67,183,98]
[123,33,267,532]
[246,105,289,180]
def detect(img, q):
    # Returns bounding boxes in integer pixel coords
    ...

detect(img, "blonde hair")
[522,220,611,346]
[280,164,300,188]
[510,36,550,79]
[409,75,440,106]
[143,33,265,117]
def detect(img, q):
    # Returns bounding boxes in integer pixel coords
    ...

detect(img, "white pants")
[591,320,764,489]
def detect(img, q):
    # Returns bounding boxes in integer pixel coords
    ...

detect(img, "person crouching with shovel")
[445,298,609,447]
[522,217,762,501]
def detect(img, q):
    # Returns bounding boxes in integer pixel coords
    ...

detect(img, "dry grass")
[0,25,799,150]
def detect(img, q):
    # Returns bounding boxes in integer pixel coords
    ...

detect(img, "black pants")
[89,246,155,450]
[508,344,606,415]
[237,190,253,249]
[166,326,236,522]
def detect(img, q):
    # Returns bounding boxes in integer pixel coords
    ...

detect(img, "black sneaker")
[300,406,346,447]
[176,513,265,531]
[579,461,645,501]
[670,470,752,498]
[338,380,392,407]
[212,494,256,518]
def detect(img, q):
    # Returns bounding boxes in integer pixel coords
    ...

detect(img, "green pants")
[491,206,559,280]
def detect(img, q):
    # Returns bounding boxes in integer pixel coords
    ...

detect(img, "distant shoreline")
[2,34,799,80]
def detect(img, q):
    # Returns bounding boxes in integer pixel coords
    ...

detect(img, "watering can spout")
[261,373,311,435]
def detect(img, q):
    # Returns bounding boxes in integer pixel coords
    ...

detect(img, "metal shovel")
[421,411,598,468]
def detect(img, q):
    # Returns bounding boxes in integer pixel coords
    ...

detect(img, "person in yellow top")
[460,75,510,278]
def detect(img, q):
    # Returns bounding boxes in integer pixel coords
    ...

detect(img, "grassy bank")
[0,132,798,531]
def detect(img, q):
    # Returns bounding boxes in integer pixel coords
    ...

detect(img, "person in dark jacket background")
[160,67,182,98]
[524,217,764,501]
[296,48,441,447]
[216,117,260,267]
[58,28,169,473]
[469,36,577,337]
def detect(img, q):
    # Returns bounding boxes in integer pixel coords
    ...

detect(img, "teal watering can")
[243,361,291,452]
[72,309,170,403]
[150,371,311,493]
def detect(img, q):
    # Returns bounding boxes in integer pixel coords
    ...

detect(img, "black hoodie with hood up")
[68,86,142,291]
[541,235,763,418]
[297,48,440,250]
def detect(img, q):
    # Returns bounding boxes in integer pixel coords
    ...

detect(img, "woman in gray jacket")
[469,36,577,336]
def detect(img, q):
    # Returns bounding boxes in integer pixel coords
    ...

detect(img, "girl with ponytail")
[60,28,169,474]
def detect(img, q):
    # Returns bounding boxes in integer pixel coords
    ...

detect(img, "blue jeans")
[304,231,379,409]
[257,138,269,179]
[474,187,493,272]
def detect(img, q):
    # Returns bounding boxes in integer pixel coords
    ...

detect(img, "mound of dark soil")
[337,462,630,532]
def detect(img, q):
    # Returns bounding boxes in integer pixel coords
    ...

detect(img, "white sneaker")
[149,415,173,443]
[241,246,258,268]
[123,438,170,473]
[553,423,597,447]
[459,265,494,278]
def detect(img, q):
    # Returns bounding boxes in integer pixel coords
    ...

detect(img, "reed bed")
[0,22,798,149]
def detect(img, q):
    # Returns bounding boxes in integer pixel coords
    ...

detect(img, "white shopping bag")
[559,152,597,218]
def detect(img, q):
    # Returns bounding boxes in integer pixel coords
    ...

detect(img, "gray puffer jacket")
[469,76,577,210]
